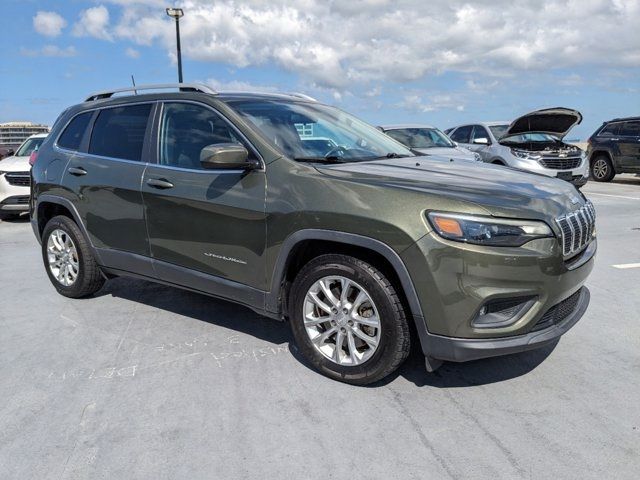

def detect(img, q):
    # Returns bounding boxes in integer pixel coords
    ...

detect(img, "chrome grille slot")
[556,201,596,257]
[538,157,582,170]
[4,172,31,187]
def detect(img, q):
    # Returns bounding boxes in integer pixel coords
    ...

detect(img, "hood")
[0,155,30,172]
[504,107,582,139]
[315,156,584,221]
[413,146,477,162]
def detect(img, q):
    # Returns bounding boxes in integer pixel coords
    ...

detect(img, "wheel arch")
[266,230,429,348]
[34,196,100,261]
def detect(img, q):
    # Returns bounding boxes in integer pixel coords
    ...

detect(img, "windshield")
[15,137,45,157]
[501,132,559,143]
[488,125,509,139]
[229,100,413,162]
[385,128,454,148]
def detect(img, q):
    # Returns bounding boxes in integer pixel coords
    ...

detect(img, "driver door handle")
[68,167,87,176]
[146,178,174,189]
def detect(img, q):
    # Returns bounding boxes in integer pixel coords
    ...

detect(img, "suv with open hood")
[30,85,595,385]
[447,108,588,188]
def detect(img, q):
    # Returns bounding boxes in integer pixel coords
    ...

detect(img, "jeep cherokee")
[30,84,596,385]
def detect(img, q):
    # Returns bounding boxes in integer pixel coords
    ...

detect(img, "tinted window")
[159,102,250,170]
[471,125,490,142]
[620,121,640,136]
[598,123,620,136]
[89,104,151,161]
[385,128,454,148]
[58,112,92,151]
[450,125,472,143]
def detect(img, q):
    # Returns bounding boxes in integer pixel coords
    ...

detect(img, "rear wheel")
[42,215,105,298]
[591,156,615,182]
[289,254,410,385]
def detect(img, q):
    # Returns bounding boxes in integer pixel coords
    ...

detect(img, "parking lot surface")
[1,176,639,479]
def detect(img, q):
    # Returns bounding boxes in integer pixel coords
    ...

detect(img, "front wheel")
[289,254,410,385]
[41,215,105,298]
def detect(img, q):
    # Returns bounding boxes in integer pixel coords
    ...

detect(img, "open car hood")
[504,107,582,139]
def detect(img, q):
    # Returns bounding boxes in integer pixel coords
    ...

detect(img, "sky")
[1,0,639,140]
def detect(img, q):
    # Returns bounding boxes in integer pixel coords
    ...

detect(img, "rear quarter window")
[89,104,152,161]
[597,123,620,136]
[57,112,93,151]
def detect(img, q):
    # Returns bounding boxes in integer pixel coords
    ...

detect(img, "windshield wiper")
[294,156,346,164]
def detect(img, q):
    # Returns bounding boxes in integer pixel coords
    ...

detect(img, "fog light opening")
[472,296,537,329]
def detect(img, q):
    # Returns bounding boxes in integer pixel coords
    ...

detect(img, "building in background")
[0,122,49,150]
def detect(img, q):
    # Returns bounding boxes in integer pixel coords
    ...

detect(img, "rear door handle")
[68,167,87,176]
[146,178,174,189]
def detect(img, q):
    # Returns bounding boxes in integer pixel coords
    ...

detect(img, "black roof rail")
[84,83,217,102]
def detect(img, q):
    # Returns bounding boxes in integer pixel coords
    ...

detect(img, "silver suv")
[446,108,589,188]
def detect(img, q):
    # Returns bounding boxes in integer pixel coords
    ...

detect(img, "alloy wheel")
[303,276,381,366]
[592,158,609,180]
[47,229,79,286]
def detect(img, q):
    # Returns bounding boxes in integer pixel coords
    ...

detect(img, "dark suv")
[31,84,595,385]
[588,116,640,182]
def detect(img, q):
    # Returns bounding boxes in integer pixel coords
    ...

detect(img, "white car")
[0,133,47,219]
[446,108,589,188]
[378,124,481,162]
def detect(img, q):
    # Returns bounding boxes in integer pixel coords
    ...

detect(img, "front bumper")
[0,175,30,211]
[422,287,589,362]
[401,229,595,361]
[507,156,589,186]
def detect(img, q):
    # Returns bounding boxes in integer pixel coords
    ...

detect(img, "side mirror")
[473,138,489,145]
[7,149,15,156]
[200,143,258,170]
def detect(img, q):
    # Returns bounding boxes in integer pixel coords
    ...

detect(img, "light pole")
[166,7,184,83]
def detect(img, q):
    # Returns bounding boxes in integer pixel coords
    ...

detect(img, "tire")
[289,254,410,385]
[591,156,615,182]
[41,215,105,298]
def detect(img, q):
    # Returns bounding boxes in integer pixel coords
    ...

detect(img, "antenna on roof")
[131,75,137,95]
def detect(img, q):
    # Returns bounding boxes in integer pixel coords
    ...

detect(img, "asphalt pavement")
[1,176,639,479]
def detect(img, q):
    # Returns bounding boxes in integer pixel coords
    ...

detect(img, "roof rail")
[289,92,317,102]
[84,83,217,102]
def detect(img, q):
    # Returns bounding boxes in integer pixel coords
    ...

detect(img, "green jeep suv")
[30,84,596,385]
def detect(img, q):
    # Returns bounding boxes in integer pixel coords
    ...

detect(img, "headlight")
[510,148,541,160]
[427,212,553,247]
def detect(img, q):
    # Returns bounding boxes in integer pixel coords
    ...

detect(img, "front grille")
[530,288,583,332]
[4,172,30,187]
[539,157,581,170]
[556,201,596,257]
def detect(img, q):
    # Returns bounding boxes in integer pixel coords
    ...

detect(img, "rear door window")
[450,125,472,143]
[57,112,93,151]
[89,104,152,161]
[620,121,640,137]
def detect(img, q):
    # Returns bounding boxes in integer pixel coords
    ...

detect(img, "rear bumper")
[424,287,590,362]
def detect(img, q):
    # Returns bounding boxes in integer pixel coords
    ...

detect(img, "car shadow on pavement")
[96,277,293,347]
[96,276,557,388]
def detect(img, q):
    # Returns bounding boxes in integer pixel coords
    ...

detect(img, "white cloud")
[73,5,112,41]
[33,11,67,37]
[100,0,640,91]
[204,79,278,93]
[20,45,77,58]
[125,47,140,59]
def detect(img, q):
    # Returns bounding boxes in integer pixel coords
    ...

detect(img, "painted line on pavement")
[612,263,640,270]
[587,192,640,201]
